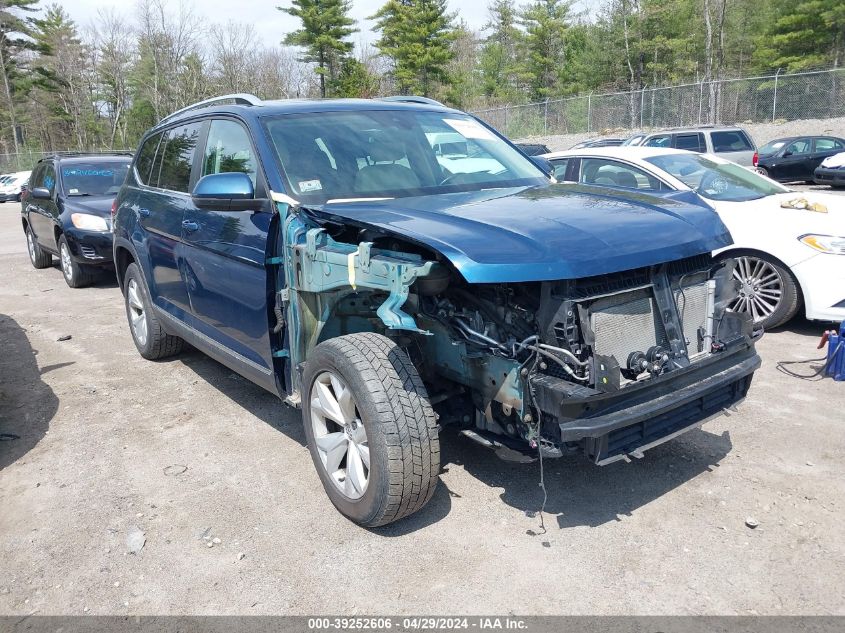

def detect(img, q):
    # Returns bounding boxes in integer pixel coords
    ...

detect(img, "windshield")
[758,140,787,155]
[646,153,788,202]
[61,162,130,196]
[263,110,547,204]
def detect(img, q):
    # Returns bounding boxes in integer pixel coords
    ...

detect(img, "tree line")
[0,0,842,163]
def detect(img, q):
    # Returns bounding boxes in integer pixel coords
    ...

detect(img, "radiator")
[589,290,668,363]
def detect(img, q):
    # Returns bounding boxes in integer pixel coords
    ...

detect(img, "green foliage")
[754,0,845,72]
[280,0,357,97]
[371,0,457,96]
[517,0,573,100]
[330,57,379,97]
[479,0,522,100]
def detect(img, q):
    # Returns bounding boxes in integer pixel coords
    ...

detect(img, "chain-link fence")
[472,68,845,139]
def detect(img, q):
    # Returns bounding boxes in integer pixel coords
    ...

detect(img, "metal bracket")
[292,228,436,334]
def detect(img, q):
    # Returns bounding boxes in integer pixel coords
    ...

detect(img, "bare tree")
[90,8,135,148]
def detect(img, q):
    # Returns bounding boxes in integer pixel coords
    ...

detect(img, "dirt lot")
[1,202,844,616]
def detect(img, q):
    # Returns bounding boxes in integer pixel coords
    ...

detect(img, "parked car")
[21,153,132,287]
[569,137,626,150]
[625,126,757,166]
[814,151,845,188]
[0,171,31,202]
[113,94,760,527]
[514,142,551,156]
[542,146,845,328]
[754,136,845,183]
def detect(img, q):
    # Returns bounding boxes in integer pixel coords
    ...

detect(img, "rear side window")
[674,133,705,152]
[711,130,753,153]
[135,133,161,185]
[202,120,257,187]
[158,122,203,192]
[549,158,569,180]
[814,138,844,152]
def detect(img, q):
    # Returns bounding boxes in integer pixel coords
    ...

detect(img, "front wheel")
[58,234,94,288]
[302,333,440,527]
[721,252,801,329]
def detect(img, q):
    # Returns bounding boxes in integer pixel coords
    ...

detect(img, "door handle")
[182,220,199,232]
[138,208,151,218]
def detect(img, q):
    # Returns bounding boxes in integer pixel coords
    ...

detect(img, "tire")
[302,332,440,527]
[58,234,94,288]
[755,167,769,178]
[123,262,183,360]
[26,226,52,269]
[720,251,801,329]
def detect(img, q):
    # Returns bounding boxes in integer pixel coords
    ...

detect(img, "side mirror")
[31,187,51,200]
[782,150,793,158]
[191,172,265,211]
[529,156,553,177]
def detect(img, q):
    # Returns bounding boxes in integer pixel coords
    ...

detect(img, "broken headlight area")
[413,253,759,463]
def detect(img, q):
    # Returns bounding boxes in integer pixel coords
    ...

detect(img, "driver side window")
[785,139,811,155]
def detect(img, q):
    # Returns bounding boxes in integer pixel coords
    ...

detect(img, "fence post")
[544,98,549,135]
[587,93,592,134]
[640,87,646,129]
[698,81,704,125]
[772,68,781,122]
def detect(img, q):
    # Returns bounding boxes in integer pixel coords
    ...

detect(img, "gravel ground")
[1,203,844,616]
[520,115,845,152]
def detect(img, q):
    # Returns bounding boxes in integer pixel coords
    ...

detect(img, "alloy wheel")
[729,256,782,324]
[310,371,370,499]
[26,230,36,263]
[126,278,149,347]
[60,243,73,282]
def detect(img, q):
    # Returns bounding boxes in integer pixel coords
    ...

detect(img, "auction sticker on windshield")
[443,118,495,141]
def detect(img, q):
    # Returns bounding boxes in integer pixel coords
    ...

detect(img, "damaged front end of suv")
[276,184,760,471]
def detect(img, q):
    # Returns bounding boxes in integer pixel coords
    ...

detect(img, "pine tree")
[280,0,357,97]
[0,0,39,156]
[518,0,573,101]
[755,0,845,71]
[371,0,456,97]
[479,0,522,100]
[330,57,379,97]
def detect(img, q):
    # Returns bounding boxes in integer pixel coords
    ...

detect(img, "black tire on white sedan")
[302,332,440,527]
[719,251,801,330]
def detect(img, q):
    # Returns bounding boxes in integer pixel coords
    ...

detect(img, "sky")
[60,0,495,50]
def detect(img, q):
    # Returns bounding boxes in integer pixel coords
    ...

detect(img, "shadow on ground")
[170,343,733,532]
[0,314,60,471]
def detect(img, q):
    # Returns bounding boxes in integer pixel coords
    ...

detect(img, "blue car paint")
[116,98,735,399]
[309,183,733,284]
[193,172,255,199]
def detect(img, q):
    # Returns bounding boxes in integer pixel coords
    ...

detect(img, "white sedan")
[542,146,845,329]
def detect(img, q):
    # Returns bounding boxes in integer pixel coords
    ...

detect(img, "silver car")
[624,126,757,166]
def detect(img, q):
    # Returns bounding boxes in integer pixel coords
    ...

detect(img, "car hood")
[64,196,114,217]
[310,184,732,283]
[715,192,845,234]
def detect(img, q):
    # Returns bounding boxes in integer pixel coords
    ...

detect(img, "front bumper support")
[531,347,761,464]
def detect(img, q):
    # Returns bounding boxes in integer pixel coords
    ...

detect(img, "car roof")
[151,98,460,133]
[542,146,687,160]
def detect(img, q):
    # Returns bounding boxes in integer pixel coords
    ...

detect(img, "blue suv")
[113,94,760,527]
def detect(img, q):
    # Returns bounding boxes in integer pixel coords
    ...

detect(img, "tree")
[91,8,135,148]
[371,0,456,97]
[479,0,522,101]
[279,0,357,97]
[331,56,379,97]
[518,0,573,100]
[754,0,845,71]
[0,0,39,156]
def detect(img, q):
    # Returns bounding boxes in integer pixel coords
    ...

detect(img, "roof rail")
[159,93,263,125]
[380,95,446,107]
[38,151,134,161]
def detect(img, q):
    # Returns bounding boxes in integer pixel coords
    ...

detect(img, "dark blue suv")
[23,153,132,287]
[113,94,760,527]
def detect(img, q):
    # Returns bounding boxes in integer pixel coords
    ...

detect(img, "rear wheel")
[722,252,800,329]
[302,333,440,527]
[123,262,183,359]
[26,226,52,269]
[755,167,769,178]
[58,235,94,288]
